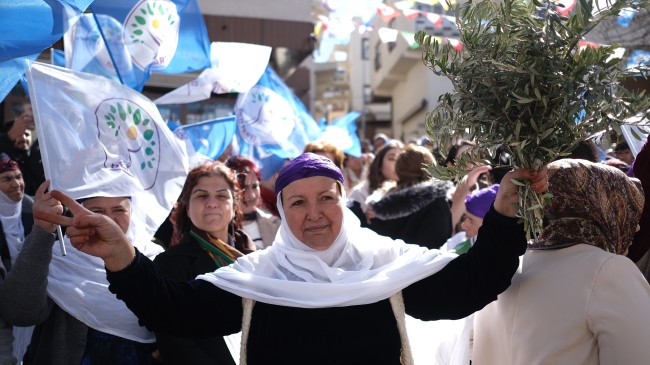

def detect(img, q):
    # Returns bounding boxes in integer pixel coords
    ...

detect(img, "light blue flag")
[64,13,138,87]
[0,56,37,102]
[627,50,650,71]
[73,0,211,90]
[235,65,321,179]
[174,116,237,161]
[617,8,636,27]
[319,112,362,157]
[0,0,91,62]
[51,49,67,67]
[0,0,91,101]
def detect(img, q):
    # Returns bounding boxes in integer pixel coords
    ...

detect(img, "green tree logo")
[124,0,180,70]
[97,98,161,189]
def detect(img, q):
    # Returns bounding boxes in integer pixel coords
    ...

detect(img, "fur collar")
[370,180,453,220]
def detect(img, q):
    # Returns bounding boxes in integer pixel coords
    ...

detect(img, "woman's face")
[281,176,344,251]
[187,175,234,241]
[239,172,261,215]
[381,148,401,181]
[83,196,131,234]
[460,211,483,238]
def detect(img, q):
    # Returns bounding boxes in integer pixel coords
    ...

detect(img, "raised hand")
[33,181,64,233]
[33,190,135,271]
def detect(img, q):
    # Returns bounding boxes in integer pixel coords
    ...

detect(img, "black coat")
[108,208,527,365]
[153,239,237,365]
[368,180,453,249]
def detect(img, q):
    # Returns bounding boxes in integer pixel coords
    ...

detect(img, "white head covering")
[46,234,163,343]
[199,186,457,308]
[6,199,164,343]
[1,191,24,262]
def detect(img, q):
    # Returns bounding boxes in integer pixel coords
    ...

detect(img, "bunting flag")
[68,0,211,90]
[378,28,399,43]
[0,0,91,101]
[400,31,420,49]
[174,115,237,164]
[402,9,421,20]
[155,42,272,105]
[26,62,189,241]
[425,13,444,28]
[394,1,415,11]
[235,65,321,180]
[377,4,399,23]
[319,112,362,158]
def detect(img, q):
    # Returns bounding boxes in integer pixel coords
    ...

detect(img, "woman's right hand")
[34,190,136,272]
[33,180,64,233]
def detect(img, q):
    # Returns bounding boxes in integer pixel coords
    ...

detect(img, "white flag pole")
[25,61,67,255]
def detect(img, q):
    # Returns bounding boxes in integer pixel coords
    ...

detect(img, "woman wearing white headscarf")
[37,153,548,365]
[0,181,163,365]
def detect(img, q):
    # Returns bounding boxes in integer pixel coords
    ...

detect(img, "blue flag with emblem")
[67,0,211,90]
[235,65,321,179]
[174,115,237,163]
[319,112,362,158]
[0,0,91,101]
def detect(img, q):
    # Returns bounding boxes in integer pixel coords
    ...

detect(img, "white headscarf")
[0,191,24,259]
[46,234,163,343]
[199,188,457,308]
[6,201,164,343]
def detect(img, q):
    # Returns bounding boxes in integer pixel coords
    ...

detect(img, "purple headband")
[465,184,499,219]
[275,153,345,195]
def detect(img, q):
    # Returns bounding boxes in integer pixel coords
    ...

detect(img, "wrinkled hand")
[33,181,64,233]
[494,167,549,217]
[33,190,135,271]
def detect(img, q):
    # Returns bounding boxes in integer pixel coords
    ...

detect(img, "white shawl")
[0,192,24,259]
[199,194,457,308]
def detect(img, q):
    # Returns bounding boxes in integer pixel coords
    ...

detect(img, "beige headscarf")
[529,159,644,254]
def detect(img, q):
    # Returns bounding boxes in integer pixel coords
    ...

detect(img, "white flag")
[26,62,189,241]
[154,42,272,105]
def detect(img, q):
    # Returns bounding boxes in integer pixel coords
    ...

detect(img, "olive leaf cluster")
[415,0,650,240]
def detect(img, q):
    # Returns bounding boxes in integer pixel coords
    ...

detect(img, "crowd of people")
[0,101,647,365]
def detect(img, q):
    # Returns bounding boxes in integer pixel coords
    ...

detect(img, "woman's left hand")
[494,167,549,217]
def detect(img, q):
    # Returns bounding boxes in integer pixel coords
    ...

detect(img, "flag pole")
[89,5,125,85]
[56,226,67,256]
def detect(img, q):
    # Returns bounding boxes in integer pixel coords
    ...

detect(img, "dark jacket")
[152,232,254,365]
[368,180,453,249]
[107,207,527,365]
